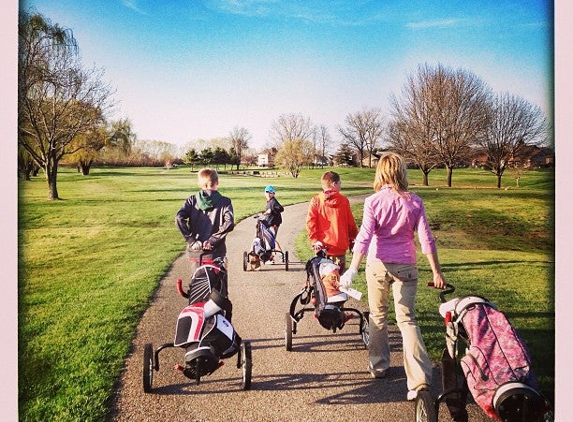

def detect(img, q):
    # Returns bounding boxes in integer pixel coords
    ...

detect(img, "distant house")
[257,148,278,167]
[523,145,554,168]
[361,151,382,168]
[257,153,270,167]
[471,145,554,169]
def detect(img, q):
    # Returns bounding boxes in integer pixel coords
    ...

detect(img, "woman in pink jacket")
[340,152,446,401]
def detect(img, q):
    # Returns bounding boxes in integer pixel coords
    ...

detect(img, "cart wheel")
[284,251,289,271]
[415,390,438,422]
[241,341,252,390]
[285,312,293,351]
[361,311,370,349]
[243,251,248,271]
[142,343,154,393]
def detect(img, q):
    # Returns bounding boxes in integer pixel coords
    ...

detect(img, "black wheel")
[415,390,438,422]
[285,312,293,351]
[284,251,289,271]
[241,341,252,390]
[142,343,154,393]
[243,251,248,271]
[361,311,370,349]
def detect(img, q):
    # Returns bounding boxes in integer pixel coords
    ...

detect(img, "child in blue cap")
[262,185,284,261]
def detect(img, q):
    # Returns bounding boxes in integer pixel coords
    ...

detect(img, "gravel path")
[107,198,490,422]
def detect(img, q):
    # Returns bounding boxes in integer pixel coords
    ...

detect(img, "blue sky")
[21,0,553,151]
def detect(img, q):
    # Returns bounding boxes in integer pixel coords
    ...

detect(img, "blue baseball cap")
[264,185,276,193]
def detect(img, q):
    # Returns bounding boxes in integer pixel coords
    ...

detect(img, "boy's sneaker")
[368,363,386,379]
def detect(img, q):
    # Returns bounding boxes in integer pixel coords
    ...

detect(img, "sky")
[21,0,554,152]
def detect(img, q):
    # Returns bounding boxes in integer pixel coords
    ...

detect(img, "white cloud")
[121,0,147,15]
[406,19,461,29]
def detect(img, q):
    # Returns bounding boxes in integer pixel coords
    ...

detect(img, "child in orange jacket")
[306,171,358,273]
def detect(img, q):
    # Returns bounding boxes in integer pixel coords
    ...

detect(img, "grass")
[19,165,554,420]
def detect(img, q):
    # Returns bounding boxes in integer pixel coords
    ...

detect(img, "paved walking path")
[108,199,489,422]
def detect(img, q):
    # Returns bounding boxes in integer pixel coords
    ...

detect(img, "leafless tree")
[18,10,115,199]
[270,113,316,144]
[315,124,331,167]
[228,126,251,170]
[386,119,438,186]
[477,92,547,188]
[338,107,384,168]
[387,74,442,185]
[390,63,491,186]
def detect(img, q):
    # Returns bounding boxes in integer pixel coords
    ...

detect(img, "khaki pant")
[366,260,432,391]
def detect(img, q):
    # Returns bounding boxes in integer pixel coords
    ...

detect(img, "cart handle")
[176,278,189,299]
[427,282,455,303]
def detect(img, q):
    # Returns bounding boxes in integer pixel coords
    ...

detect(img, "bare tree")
[477,92,547,188]
[338,107,384,168]
[387,119,438,186]
[316,124,331,167]
[388,77,441,185]
[270,113,316,144]
[391,63,491,187]
[18,10,115,199]
[228,126,251,170]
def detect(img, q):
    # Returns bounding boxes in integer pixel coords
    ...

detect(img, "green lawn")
[19,165,554,421]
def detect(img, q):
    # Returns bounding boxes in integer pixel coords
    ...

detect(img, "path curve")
[108,198,489,422]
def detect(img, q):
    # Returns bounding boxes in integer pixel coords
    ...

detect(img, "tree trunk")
[45,157,60,200]
[497,174,502,189]
[446,166,453,187]
[422,171,429,186]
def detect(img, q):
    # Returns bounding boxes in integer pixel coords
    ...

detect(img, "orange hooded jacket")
[306,190,358,256]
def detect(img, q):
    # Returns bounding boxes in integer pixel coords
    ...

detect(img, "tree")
[18,142,40,180]
[270,113,316,177]
[183,149,201,170]
[387,104,440,186]
[107,118,136,154]
[100,118,138,166]
[18,10,114,199]
[274,139,314,178]
[391,63,491,187]
[477,92,547,188]
[213,147,231,169]
[228,126,251,170]
[338,107,384,168]
[66,122,108,175]
[315,124,331,168]
[271,113,316,145]
[332,143,355,167]
[200,147,214,166]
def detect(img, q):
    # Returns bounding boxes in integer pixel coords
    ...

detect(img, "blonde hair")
[321,171,340,190]
[197,168,219,189]
[373,152,409,192]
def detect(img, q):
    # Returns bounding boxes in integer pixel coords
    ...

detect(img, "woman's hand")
[432,272,446,289]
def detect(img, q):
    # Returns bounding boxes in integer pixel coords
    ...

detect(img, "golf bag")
[174,258,240,379]
[441,295,545,421]
[252,219,277,263]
